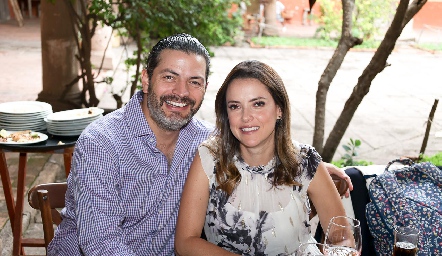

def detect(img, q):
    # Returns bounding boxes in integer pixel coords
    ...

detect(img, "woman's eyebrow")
[249,96,266,102]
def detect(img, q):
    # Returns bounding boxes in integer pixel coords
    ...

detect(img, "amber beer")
[393,226,419,256]
[393,241,418,256]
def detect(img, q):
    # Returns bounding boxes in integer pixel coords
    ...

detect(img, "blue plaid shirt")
[48,91,214,256]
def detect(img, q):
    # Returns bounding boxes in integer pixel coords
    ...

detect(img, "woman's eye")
[254,101,265,107]
[228,104,239,110]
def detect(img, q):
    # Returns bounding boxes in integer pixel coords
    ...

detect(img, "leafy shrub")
[67,0,244,106]
[314,0,396,41]
[332,138,373,167]
[418,152,442,166]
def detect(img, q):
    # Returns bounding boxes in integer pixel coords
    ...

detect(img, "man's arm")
[323,162,353,197]
[72,138,135,255]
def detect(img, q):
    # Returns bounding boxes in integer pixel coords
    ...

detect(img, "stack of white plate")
[0,101,53,131]
[45,107,104,136]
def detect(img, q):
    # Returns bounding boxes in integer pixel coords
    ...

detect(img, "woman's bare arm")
[175,153,238,256]
[308,162,347,233]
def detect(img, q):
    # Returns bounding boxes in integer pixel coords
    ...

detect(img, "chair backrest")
[28,182,67,250]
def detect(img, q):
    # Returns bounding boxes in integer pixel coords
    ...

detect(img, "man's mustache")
[160,95,195,108]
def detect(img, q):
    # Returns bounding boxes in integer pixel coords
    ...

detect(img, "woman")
[175,60,348,255]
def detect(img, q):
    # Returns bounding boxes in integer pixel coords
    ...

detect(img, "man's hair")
[145,33,211,83]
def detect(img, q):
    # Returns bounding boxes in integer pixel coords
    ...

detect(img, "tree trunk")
[313,0,362,154]
[420,99,439,156]
[262,0,279,36]
[320,0,427,162]
[38,0,81,112]
[130,26,142,99]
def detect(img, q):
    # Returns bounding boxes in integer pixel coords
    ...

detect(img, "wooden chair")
[27,182,67,251]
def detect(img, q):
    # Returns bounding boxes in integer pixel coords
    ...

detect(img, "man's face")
[142,49,207,131]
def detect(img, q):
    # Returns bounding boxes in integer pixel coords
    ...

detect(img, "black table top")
[0,131,79,152]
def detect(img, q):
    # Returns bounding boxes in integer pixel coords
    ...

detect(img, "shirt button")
[159,210,162,214]
[158,224,162,229]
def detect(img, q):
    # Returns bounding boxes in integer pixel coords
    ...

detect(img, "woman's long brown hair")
[207,60,301,195]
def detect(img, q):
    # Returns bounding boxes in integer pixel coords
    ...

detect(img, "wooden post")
[8,0,23,27]
[37,0,82,112]
[419,99,439,157]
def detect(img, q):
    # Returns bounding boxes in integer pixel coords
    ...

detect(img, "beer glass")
[295,242,325,256]
[393,226,419,256]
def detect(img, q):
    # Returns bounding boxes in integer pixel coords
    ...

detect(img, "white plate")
[0,131,48,145]
[0,112,51,120]
[1,125,47,132]
[48,124,87,131]
[1,122,46,128]
[46,107,104,122]
[47,129,83,136]
[0,101,52,114]
[45,114,102,126]
[0,119,44,125]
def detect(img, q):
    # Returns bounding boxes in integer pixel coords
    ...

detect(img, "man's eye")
[190,81,203,88]
[164,75,174,80]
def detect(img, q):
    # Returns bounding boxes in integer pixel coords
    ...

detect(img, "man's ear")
[141,69,149,93]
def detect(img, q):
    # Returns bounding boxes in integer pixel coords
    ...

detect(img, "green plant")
[314,0,341,40]
[332,138,373,167]
[314,0,396,41]
[123,0,243,98]
[53,0,243,108]
[418,152,442,166]
[249,36,380,49]
[416,42,442,52]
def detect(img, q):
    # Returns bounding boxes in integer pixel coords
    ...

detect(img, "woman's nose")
[242,109,253,122]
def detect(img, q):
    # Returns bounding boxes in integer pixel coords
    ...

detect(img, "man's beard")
[147,89,202,131]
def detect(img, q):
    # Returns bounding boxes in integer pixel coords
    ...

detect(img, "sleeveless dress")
[198,140,322,255]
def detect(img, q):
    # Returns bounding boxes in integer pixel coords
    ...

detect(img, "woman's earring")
[276,116,282,124]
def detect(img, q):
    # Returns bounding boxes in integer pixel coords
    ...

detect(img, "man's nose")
[172,80,190,97]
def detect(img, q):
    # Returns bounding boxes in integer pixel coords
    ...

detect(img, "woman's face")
[226,78,282,152]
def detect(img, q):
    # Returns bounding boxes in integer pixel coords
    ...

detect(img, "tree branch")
[313,0,362,153]
[320,0,418,161]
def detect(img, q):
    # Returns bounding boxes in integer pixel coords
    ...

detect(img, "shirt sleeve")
[198,143,216,184]
[71,136,136,256]
[294,142,322,182]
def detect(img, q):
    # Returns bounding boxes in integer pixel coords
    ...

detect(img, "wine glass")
[296,242,326,256]
[324,216,362,256]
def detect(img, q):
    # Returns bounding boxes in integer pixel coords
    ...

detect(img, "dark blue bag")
[365,158,442,255]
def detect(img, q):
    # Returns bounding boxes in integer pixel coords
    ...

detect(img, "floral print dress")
[198,140,322,255]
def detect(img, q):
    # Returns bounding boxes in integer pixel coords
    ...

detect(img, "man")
[275,0,286,30]
[48,33,213,255]
[48,33,352,255]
